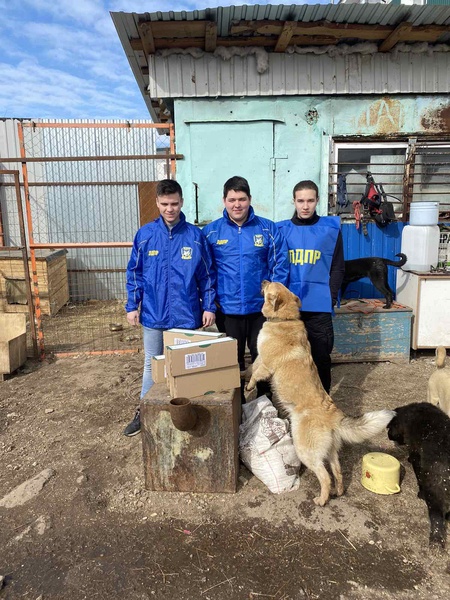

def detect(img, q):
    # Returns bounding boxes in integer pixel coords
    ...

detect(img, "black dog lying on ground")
[387,402,450,549]
[341,253,407,309]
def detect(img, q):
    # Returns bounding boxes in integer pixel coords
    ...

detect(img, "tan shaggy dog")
[246,281,395,506]
[427,346,450,417]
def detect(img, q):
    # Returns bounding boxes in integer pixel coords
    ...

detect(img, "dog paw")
[313,496,328,507]
[245,382,256,392]
[335,484,345,497]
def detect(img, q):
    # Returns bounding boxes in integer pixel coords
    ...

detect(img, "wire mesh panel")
[0,169,37,356]
[2,120,178,355]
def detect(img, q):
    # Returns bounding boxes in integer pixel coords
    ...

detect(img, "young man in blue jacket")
[203,176,289,399]
[124,179,216,436]
[277,180,345,394]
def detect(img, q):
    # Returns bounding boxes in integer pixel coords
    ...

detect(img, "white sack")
[239,396,301,494]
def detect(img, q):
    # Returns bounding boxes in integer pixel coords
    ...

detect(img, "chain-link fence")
[0,120,180,356]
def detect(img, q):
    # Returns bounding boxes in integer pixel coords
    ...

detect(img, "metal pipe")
[169,398,197,431]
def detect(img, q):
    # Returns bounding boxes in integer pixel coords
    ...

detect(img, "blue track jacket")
[277,216,341,313]
[203,207,289,315]
[125,213,216,329]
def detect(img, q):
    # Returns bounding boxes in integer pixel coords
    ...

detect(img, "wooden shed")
[0,249,69,316]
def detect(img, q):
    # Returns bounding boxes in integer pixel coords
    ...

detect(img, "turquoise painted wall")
[174,95,450,224]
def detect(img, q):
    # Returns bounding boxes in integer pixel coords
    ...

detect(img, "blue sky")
[0,1,322,121]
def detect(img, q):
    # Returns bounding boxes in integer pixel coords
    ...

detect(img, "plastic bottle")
[401,224,440,272]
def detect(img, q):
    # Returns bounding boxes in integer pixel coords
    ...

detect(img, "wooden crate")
[332,299,412,364]
[0,313,27,378]
[0,250,69,316]
[141,383,240,493]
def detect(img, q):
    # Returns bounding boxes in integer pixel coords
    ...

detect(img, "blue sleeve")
[125,231,144,312]
[195,232,217,313]
[268,222,290,286]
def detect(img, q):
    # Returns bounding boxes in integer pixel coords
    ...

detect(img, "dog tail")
[435,346,447,369]
[337,409,396,445]
[383,253,407,268]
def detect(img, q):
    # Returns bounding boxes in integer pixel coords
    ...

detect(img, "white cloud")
[0,0,299,120]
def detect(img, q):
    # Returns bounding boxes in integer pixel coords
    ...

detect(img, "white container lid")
[409,201,439,226]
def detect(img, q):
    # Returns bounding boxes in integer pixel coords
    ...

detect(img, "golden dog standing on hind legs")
[246,281,395,506]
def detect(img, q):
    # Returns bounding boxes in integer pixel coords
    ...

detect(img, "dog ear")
[294,293,301,310]
[261,280,270,295]
[271,291,282,312]
[387,417,405,445]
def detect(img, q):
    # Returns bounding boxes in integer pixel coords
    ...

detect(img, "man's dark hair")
[156,179,183,198]
[223,176,251,199]
[292,180,319,198]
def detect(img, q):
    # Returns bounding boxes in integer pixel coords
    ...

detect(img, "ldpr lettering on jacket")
[181,247,193,260]
[148,250,159,256]
[216,239,228,245]
[289,249,321,265]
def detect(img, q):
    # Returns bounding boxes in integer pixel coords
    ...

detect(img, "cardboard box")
[151,355,166,384]
[166,336,240,399]
[169,365,241,399]
[163,328,225,348]
[166,337,238,377]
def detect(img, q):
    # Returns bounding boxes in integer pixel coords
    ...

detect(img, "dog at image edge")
[246,281,395,506]
[341,253,407,309]
[427,346,450,417]
[387,402,450,549]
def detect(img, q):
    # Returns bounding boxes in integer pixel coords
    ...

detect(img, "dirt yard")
[1,352,449,599]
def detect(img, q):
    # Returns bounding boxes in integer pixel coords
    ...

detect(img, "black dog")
[387,402,450,549]
[341,253,407,309]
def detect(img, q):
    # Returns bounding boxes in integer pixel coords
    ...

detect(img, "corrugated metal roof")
[114,3,450,28]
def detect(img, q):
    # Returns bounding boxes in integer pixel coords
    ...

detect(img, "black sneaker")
[123,408,141,437]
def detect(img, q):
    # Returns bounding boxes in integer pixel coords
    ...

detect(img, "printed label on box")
[185,351,207,370]
[174,338,190,345]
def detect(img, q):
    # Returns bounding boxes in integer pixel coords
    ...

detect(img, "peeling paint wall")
[174,94,450,223]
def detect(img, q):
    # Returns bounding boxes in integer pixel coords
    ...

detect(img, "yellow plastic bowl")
[361,452,401,495]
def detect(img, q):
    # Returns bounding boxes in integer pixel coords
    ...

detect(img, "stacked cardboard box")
[151,329,226,385]
[165,337,240,398]
[163,328,225,347]
[151,355,166,384]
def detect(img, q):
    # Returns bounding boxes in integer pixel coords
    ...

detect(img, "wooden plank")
[0,252,68,316]
[231,19,393,39]
[401,25,450,42]
[151,20,207,39]
[131,34,337,50]
[379,22,413,52]
[289,35,341,47]
[274,21,297,52]
[49,284,69,315]
[138,21,155,56]
[138,181,160,226]
[332,310,411,363]
[204,21,217,52]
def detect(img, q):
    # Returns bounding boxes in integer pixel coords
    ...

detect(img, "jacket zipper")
[238,225,245,311]
[168,229,172,327]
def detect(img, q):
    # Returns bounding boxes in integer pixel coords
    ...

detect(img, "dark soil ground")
[1,352,449,600]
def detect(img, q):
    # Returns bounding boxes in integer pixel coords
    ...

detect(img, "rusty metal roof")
[111,3,450,121]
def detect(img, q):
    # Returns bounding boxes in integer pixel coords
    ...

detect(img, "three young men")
[125,176,343,435]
